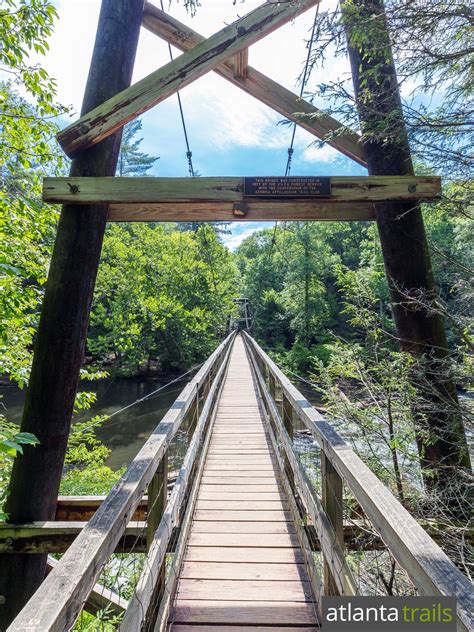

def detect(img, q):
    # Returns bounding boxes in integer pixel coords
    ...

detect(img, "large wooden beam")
[57,0,320,157]
[0,1,144,628]
[0,522,147,554]
[142,3,366,166]
[43,176,441,204]
[106,201,375,222]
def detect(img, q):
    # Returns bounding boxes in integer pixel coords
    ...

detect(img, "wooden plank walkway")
[169,336,319,631]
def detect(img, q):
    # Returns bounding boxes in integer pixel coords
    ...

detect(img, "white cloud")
[223,224,266,251]
[300,144,340,165]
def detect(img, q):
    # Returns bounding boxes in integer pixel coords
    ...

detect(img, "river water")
[0,376,190,471]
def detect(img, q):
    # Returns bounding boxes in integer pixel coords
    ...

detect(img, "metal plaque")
[243,176,331,198]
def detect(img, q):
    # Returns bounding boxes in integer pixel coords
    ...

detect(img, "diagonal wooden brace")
[57,0,320,157]
[142,3,366,166]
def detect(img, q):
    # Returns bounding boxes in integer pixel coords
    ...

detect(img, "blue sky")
[41,0,368,248]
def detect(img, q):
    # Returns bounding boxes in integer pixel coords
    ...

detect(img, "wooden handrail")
[120,335,234,629]
[245,340,358,598]
[243,332,473,632]
[9,332,236,632]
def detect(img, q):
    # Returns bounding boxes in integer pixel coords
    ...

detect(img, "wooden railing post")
[282,393,295,490]
[269,372,276,401]
[145,451,168,630]
[187,394,198,442]
[322,450,344,595]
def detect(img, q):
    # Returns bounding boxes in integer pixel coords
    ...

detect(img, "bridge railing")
[7,331,236,632]
[243,332,473,632]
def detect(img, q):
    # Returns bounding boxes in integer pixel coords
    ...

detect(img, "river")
[0,375,190,471]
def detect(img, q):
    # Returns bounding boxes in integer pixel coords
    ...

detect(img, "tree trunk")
[0,1,144,626]
[343,0,471,515]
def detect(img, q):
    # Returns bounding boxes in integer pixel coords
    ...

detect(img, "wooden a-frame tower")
[2,0,467,627]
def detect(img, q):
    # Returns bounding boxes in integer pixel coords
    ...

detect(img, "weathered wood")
[169,338,318,629]
[55,496,146,521]
[43,175,441,204]
[172,601,316,625]
[185,545,304,564]
[153,367,226,632]
[244,332,474,632]
[120,337,233,631]
[322,451,344,595]
[142,3,365,165]
[192,522,295,534]
[57,0,320,157]
[177,579,312,602]
[187,533,298,548]
[170,627,319,632]
[233,48,249,79]
[246,338,357,597]
[46,557,128,618]
[180,562,305,581]
[8,334,234,632]
[118,201,377,221]
[147,454,167,551]
[0,2,145,628]
[0,522,147,554]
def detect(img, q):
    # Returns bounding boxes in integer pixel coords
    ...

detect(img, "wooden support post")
[187,396,198,442]
[0,2,144,627]
[269,373,276,401]
[144,452,168,631]
[233,48,249,78]
[322,451,344,595]
[282,394,295,491]
[343,0,471,514]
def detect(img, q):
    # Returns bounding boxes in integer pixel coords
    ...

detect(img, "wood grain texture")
[43,175,440,204]
[169,336,317,628]
[57,0,320,156]
[8,334,234,632]
[172,601,316,625]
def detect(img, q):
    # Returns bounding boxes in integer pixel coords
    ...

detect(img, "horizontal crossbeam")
[106,201,375,222]
[42,175,440,221]
[57,0,319,157]
[142,3,366,166]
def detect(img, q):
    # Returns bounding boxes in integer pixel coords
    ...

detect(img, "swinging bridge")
[1,0,473,630]
[3,333,473,630]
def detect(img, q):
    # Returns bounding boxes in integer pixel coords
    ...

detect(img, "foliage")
[117,119,159,177]
[60,418,124,496]
[0,415,39,519]
[305,0,473,178]
[89,224,239,374]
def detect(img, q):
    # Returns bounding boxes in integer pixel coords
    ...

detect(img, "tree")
[88,224,238,373]
[339,0,471,515]
[117,118,159,176]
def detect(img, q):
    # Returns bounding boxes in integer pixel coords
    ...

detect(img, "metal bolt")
[408,184,417,193]
[5,538,13,546]
[0,595,6,605]
[80,123,90,134]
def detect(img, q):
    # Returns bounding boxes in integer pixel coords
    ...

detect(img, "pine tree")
[117,119,159,176]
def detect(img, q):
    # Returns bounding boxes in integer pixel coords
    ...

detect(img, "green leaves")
[88,224,238,373]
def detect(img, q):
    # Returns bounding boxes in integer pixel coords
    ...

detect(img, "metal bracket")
[233,202,248,217]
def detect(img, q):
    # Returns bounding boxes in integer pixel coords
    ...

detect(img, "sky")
[41,0,368,248]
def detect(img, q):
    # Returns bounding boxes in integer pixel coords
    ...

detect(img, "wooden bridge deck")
[169,336,319,631]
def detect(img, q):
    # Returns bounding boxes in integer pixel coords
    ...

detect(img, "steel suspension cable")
[160,0,196,177]
[285,5,320,176]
